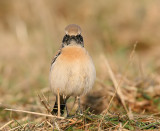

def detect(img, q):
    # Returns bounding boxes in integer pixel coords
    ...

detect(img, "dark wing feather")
[51,49,62,66]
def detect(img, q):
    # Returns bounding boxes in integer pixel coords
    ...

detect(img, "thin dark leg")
[51,96,58,115]
[51,95,70,116]
[51,95,65,115]
[60,95,65,115]
[65,104,69,116]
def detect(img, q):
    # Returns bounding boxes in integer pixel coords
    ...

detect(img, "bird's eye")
[62,35,70,43]
[76,35,83,43]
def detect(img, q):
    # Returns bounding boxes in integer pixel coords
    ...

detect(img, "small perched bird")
[50,24,96,115]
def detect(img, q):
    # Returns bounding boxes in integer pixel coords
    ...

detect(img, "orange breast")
[60,46,88,62]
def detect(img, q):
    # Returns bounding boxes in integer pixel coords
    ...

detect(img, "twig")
[98,43,137,130]
[46,120,53,128]
[4,108,64,119]
[54,121,60,130]
[122,121,129,128]
[38,94,51,113]
[0,120,14,130]
[8,123,27,131]
[103,43,137,115]
[41,92,51,108]
[100,54,128,114]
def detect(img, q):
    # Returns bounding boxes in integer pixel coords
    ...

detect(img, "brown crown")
[65,24,82,36]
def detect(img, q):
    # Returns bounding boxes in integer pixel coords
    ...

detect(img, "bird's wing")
[51,48,62,66]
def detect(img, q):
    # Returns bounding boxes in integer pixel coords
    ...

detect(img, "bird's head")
[62,24,84,47]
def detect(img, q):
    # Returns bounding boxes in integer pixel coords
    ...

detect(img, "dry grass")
[0,0,160,130]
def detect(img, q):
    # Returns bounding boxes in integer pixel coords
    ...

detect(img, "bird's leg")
[51,96,58,115]
[77,96,82,114]
[65,105,69,116]
[51,94,68,116]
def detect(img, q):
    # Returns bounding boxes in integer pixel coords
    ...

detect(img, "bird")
[50,24,96,116]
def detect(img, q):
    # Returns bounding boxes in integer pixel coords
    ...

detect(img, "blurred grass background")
[0,0,160,128]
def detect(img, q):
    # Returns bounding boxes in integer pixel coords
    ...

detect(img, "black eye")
[62,35,70,43]
[76,35,83,43]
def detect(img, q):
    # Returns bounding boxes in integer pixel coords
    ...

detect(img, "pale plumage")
[50,24,96,115]
[50,46,95,96]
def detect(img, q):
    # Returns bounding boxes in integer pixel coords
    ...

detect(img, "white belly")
[50,46,96,96]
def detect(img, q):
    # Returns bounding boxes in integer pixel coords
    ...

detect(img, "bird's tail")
[51,95,67,115]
